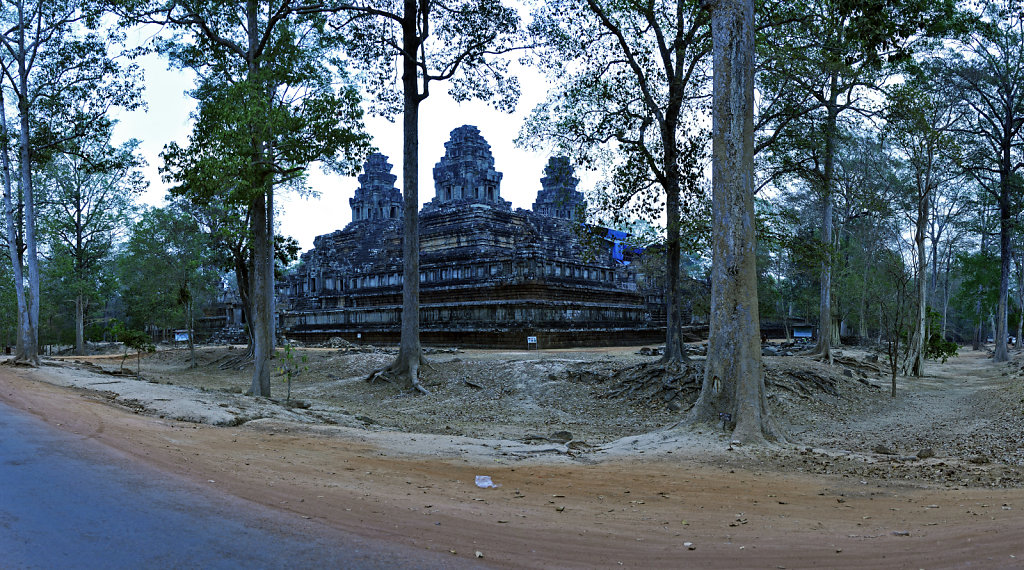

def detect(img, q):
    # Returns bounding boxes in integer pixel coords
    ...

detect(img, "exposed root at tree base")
[592,356,867,412]
[216,350,255,371]
[2,357,39,368]
[599,361,702,410]
[366,353,431,395]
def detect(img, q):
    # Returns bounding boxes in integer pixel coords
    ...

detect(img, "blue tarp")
[583,224,643,265]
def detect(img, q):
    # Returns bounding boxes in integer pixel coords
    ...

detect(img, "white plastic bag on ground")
[475,475,500,488]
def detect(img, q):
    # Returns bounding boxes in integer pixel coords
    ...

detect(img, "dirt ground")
[3,342,1024,568]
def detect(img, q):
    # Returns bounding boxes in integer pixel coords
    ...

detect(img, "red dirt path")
[2,366,1022,568]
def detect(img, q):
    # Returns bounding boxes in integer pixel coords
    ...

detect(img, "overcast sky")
[112,49,574,251]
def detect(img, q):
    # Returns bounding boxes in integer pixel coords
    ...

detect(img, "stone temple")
[279,125,665,348]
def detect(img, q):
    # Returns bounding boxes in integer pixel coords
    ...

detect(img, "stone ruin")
[278,125,666,348]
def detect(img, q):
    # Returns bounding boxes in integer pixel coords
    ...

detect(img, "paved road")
[0,399,468,569]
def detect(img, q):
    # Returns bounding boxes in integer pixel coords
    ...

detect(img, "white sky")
[113,52,573,251]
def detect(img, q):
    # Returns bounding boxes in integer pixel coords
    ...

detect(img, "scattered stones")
[873,444,896,455]
[326,337,353,348]
[549,431,573,444]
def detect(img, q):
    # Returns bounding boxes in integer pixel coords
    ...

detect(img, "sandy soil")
[2,343,1024,568]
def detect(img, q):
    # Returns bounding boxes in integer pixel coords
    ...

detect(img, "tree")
[341,0,520,391]
[0,0,141,364]
[687,0,779,442]
[758,0,960,361]
[885,70,965,375]
[822,128,884,342]
[951,249,1001,347]
[521,0,710,364]
[111,320,155,377]
[875,247,913,397]
[37,136,145,355]
[944,0,1024,362]
[117,205,219,365]
[925,164,971,340]
[141,1,372,396]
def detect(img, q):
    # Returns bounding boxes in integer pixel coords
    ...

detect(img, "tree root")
[599,361,701,409]
[217,344,255,370]
[2,357,38,368]
[366,358,430,395]
[218,353,255,370]
[767,368,839,398]
[806,351,834,366]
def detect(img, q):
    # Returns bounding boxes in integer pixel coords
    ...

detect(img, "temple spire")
[427,125,510,211]
[532,156,585,220]
[350,153,403,222]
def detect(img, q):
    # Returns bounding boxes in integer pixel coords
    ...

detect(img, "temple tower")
[532,156,585,220]
[428,125,510,210]
[349,153,403,222]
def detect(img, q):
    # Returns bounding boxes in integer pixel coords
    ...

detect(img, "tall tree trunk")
[858,259,869,343]
[661,114,687,364]
[250,191,274,396]
[187,295,196,368]
[13,1,39,365]
[994,169,1011,362]
[375,0,428,394]
[929,219,940,308]
[1016,255,1023,349]
[0,91,28,363]
[941,256,950,339]
[911,194,927,376]
[234,250,256,360]
[75,295,86,356]
[812,102,839,361]
[246,0,276,396]
[691,0,779,443]
[18,88,39,364]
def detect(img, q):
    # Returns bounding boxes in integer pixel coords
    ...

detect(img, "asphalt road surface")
[0,399,469,569]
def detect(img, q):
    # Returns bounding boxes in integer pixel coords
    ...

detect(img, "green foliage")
[159,8,372,204]
[36,135,146,347]
[110,320,155,376]
[0,260,17,346]
[341,0,522,118]
[117,206,220,335]
[275,235,301,278]
[0,0,144,362]
[873,248,914,396]
[276,343,307,402]
[11,1,145,164]
[520,0,710,231]
[951,251,1000,329]
[924,308,958,363]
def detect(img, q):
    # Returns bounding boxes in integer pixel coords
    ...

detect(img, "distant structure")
[532,155,585,220]
[278,125,667,348]
[350,152,403,222]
